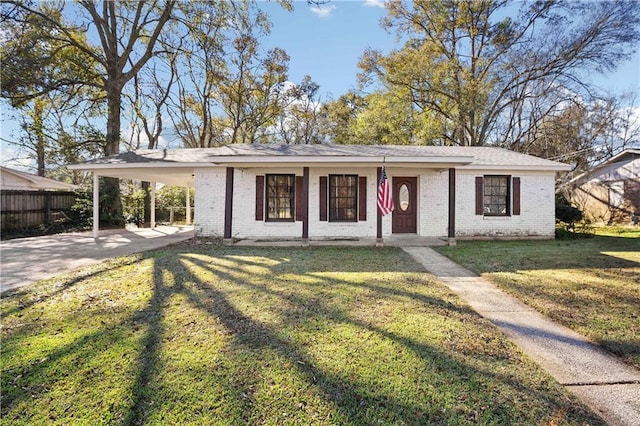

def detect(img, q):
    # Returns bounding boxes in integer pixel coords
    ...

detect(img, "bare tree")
[169,1,289,147]
[360,0,640,147]
[2,0,176,224]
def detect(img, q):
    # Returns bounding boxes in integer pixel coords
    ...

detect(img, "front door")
[392,177,417,233]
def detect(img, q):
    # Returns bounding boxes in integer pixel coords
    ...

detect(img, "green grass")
[1,246,602,425]
[437,227,640,369]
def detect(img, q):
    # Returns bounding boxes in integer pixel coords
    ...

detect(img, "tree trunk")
[33,99,46,176]
[101,81,124,227]
[142,181,151,226]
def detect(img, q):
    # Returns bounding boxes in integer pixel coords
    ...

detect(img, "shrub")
[122,184,146,226]
[67,190,93,229]
[555,226,594,239]
[555,193,583,227]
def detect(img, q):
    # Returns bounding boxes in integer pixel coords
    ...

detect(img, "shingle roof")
[569,148,640,184]
[0,166,77,191]
[75,144,569,170]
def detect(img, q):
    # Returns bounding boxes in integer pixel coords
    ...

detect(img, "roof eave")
[212,155,474,165]
[67,162,217,171]
[462,164,571,172]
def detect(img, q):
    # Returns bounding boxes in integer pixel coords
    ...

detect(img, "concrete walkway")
[403,247,640,426]
[0,225,194,293]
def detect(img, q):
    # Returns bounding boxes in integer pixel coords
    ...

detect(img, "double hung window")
[266,174,295,221]
[329,175,358,222]
[483,175,510,216]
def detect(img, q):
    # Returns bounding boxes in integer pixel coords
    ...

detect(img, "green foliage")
[122,183,146,226]
[555,193,584,227]
[67,190,93,229]
[98,178,124,227]
[156,185,194,210]
[352,89,413,145]
[0,4,99,107]
[317,91,366,144]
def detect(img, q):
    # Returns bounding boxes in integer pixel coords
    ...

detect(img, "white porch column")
[185,187,191,225]
[150,182,156,229]
[93,173,99,239]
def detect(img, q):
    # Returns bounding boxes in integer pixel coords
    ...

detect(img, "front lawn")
[0,246,602,425]
[438,228,640,369]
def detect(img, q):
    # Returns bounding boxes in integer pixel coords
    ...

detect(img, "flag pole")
[377,156,394,217]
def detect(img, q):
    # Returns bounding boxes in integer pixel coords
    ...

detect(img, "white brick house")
[70,145,570,244]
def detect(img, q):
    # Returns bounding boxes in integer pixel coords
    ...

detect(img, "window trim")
[483,175,511,217]
[265,174,295,222]
[328,174,358,222]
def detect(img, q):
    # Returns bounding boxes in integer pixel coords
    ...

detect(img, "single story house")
[568,149,640,224]
[0,166,77,191]
[69,144,570,244]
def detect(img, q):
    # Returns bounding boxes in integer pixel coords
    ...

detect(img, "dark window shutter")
[359,176,367,221]
[255,175,264,221]
[475,176,484,215]
[295,176,303,221]
[319,176,328,221]
[513,177,521,215]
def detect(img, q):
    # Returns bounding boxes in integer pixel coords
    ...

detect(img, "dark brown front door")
[392,177,417,233]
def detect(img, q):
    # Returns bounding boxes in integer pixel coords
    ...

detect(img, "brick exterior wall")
[193,168,226,237]
[456,170,556,238]
[194,167,557,239]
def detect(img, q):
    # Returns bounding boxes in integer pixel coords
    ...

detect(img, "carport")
[68,150,207,238]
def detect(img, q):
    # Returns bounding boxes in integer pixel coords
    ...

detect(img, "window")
[266,174,294,221]
[329,175,358,221]
[483,175,510,216]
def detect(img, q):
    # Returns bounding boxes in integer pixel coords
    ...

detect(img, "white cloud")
[0,144,35,172]
[363,0,385,8]
[310,4,336,18]
[122,122,170,151]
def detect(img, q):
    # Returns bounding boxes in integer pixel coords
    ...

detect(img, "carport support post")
[93,173,99,239]
[448,168,456,246]
[302,167,309,246]
[185,187,191,225]
[150,182,156,229]
[223,167,234,243]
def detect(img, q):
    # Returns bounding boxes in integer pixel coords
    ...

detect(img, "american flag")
[377,165,394,216]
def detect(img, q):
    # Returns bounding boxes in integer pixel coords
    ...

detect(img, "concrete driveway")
[0,225,194,293]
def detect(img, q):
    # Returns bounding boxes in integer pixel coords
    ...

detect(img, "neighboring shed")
[568,149,640,225]
[1,166,78,231]
[69,144,570,244]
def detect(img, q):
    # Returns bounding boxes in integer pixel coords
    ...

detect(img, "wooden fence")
[1,190,77,231]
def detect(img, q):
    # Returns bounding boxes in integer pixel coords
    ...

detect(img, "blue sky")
[260,0,395,99]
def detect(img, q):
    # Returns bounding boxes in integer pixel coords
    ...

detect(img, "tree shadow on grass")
[1,246,605,425]
[117,250,602,425]
[1,325,135,421]
[122,257,168,426]
[0,253,146,318]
